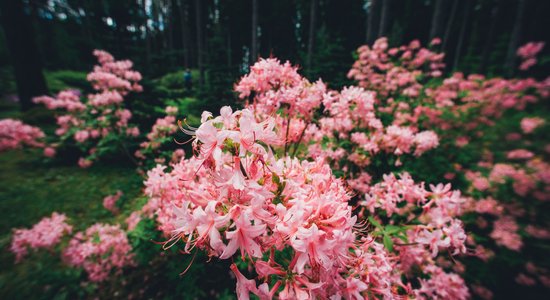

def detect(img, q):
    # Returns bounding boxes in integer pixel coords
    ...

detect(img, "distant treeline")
[1,0,549,109]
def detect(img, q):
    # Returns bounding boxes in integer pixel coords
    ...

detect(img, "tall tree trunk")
[81,0,94,45]
[142,0,152,67]
[453,0,471,70]
[167,0,174,51]
[306,0,318,76]
[0,0,49,111]
[251,0,259,64]
[505,0,527,75]
[442,0,459,51]
[194,0,205,86]
[177,0,191,68]
[154,0,166,50]
[480,0,500,74]
[366,0,380,44]
[429,0,445,40]
[227,30,232,67]
[378,0,391,38]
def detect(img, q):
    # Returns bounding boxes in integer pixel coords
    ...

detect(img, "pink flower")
[515,273,536,286]
[78,158,93,168]
[125,211,142,231]
[471,285,493,300]
[455,136,469,147]
[415,229,450,257]
[126,127,140,137]
[230,264,259,300]
[517,42,544,59]
[220,211,266,259]
[507,149,534,160]
[525,225,550,239]
[63,223,135,282]
[520,58,537,71]
[103,190,123,214]
[490,216,522,251]
[416,266,469,300]
[10,212,72,262]
[43,147,56,158]
[0,119,45,151]
[165,106,178,115]
[520,117,544,134]
[413,130,439,156]
[430,37,442,46]
[74,130,90,143]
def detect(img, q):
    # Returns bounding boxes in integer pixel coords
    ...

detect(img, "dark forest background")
[1,0,549,112]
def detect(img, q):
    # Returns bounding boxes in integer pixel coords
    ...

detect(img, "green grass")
[0,149,143,299]
[0,150,142,234]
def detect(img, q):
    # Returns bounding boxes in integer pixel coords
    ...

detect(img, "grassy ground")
[0,148,143,299]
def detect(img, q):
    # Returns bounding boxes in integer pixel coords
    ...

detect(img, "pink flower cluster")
[139,107,468,299]
[517,42,544,70]
[235,58,326,120]
[348,38,445,98]
[0,118,45,151]
[34,90,85,112]
[33,50,142,166]
[306,87,440,168]
[344,39,549,145]
[520,117,545,134]
[135,106,179,164]
[103,190,123,214]
[361,173,467,257]
[63,223,135,282]
[490,216,522,251]
[236,58,440,172]
[88,50,142,94]
[10,212,72,262]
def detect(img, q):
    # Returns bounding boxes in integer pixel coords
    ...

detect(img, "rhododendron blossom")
[10,212,72,262]
[0,119,45,151]
[520,117,545,134]
[63,223,135,282]
[517,42,544,70]
[103,190,123,214]
[140,106,469,299]
[33,50,142,165]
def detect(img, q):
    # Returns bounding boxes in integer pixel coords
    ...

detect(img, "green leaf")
[384,225,402,234]
[368,216,382,229]
[383,235,394,252]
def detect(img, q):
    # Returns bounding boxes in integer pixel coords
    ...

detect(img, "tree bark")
[453,0,471,70]
[166,0,174,51]
[505,0,527,75]
[306,0,318,76]
[251,0,259,64]
[141,0,152,67]
[194,0,204,86]
[366,0,380,44]
[442,0,459,51]
[177,0,191,68]
[378,0,391,38]
[429,0,445,40]
[480,0,500,73]
[0,0,49,111]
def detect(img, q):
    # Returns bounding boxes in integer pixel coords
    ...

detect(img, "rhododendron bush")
[4,39,550,299]
[32,50,142,167]
[0,118,45,152]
